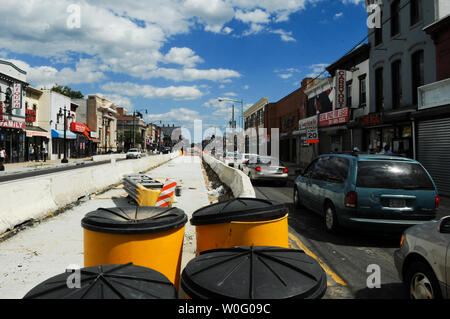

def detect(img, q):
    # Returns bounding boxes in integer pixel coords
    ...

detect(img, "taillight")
[345,191,357,208]
[435,195,440,210]
[284,168,288,173]
[256,166,261,172]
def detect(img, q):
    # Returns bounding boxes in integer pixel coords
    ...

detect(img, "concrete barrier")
[92,154,127,162]
[0,153,180,235]
[202,154,256,198]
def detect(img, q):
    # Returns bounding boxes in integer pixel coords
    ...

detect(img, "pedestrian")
[0,147,6,171]
[43,145,47,162]
[384,144,393,155]
[29,144,34,161]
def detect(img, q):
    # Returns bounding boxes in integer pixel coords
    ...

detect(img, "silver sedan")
[394,215,450,299]
[242,156,288,185]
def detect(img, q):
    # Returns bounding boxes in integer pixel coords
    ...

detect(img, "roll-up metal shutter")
[418,118,450,196]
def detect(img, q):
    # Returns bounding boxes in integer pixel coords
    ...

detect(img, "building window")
[375,67,384,112]
[391,0,400,37]
[411,50,424,105]
[346,81,352,108]
[359,75,367,107]
[410,0,422,26]
[391,60,402,109]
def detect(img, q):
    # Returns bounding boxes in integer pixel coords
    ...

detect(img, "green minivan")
[293,154,439,233]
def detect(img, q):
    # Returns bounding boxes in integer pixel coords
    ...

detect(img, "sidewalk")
[0,157,94,176]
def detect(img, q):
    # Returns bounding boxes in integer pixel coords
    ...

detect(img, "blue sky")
[0,0,368,136]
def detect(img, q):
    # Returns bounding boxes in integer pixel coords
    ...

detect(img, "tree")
[50,84,84,99]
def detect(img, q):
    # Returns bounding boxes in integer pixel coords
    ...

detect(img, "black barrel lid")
[181,246,327,299]
[23,263,177,299]
[190,198,287,225]
[81,206,187,234]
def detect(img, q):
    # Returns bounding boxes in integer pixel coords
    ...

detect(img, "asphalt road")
[252,180,408,299]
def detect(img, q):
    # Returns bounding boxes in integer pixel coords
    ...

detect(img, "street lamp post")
[58,106,69,164]
[218,97,244,129]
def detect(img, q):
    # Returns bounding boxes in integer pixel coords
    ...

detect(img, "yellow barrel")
[190,198,289,254]
[82,207,187,290]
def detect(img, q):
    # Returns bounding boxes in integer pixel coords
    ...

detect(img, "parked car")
[394,216,450,299]
[126,148,141,159]
[293,154,439,233]
[242,155,288,185]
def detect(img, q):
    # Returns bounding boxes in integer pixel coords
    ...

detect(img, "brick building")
[264,78,315,164]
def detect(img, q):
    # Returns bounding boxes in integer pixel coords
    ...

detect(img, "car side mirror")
[438,216,450,234]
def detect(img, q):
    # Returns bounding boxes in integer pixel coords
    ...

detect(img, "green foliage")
[50,84,84,99]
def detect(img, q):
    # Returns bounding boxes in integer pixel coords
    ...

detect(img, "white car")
[223,152,238,167]
[126,148,141,159]
[236,153,258,170]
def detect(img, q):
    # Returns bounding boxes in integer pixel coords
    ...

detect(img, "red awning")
[70,122,95,140]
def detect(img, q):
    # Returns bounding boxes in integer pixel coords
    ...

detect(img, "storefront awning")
[26,126,50,138]
[70,122,96,140]
[51,129,77,140]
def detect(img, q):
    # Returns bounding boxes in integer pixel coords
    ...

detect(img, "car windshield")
[356,161,435,190]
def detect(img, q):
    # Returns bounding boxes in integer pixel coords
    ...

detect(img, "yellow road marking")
[288,233,347,286]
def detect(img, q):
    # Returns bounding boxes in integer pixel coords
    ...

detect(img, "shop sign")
[335,70,347,109]
[25,109,36,123]
[360,113,381,127]
[90,131,98,138]
[13,83,22,109]
[70,122,87,133]
[319,107,349,127]
[0,120,25,130]
[299,115,319,144]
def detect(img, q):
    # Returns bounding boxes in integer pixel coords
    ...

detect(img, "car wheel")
[324,203,339,233]
[293,186,302,208]
[405,261,442,299]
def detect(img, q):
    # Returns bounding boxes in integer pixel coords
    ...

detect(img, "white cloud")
[279,73,293,79]
[306,63,329,78]
[270,29,296,42]
[334,12,344,19]
[101,82,204,100]
[162,47,204,68]
[147,107,204,124]
[235,9,270,24]
[184,0,235,33]
[142,67,241,82]
[7,58,105,88]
